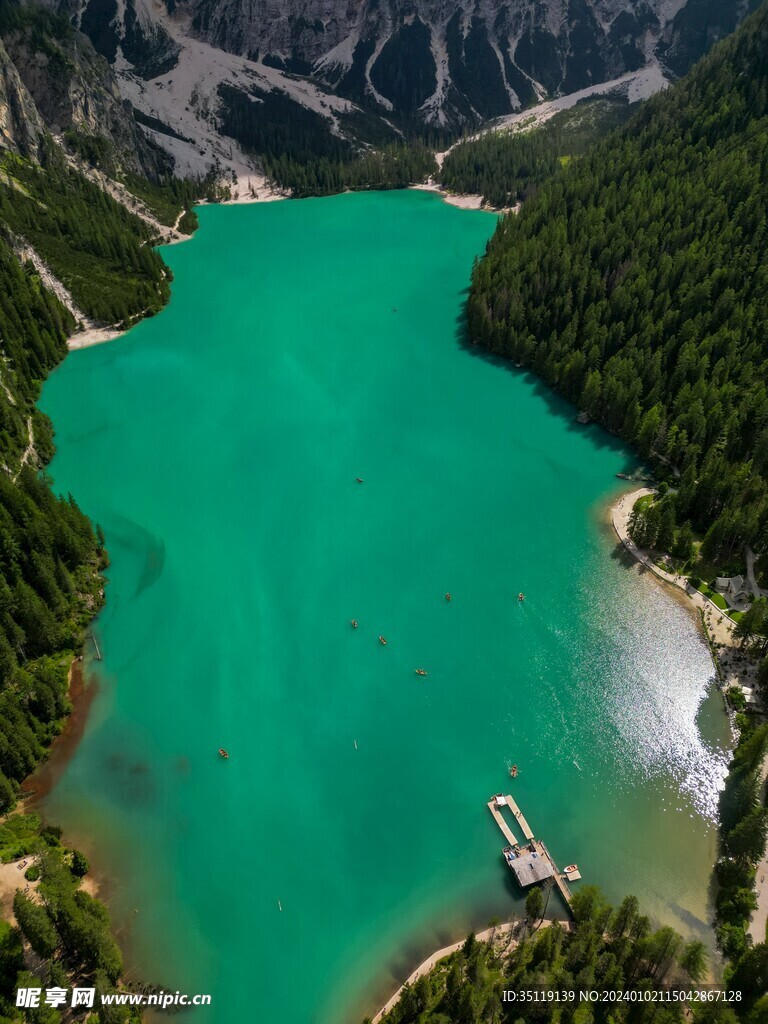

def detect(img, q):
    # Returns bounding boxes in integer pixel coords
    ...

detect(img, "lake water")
[40,191,730,1023]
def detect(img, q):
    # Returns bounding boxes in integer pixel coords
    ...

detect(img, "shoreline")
[66,183,501,354]
[13,655,105,906]
[611,488,759,694]
[371,920,525,1023]
[68,326,125,351]
[410,181,513,213]
[370,490,747,1024]
[20,656,100,808]
[612,488,768,951]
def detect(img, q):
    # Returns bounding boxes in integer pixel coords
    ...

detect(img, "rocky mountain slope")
[0,0,200,336]
[0,0,170,176]
[56,0,761,119]
[16,0,751,181]
[2,0,760,202]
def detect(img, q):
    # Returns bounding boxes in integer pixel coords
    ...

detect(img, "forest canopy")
[440,98,635,208]
[467,2,768,564]
[369,886,751,1024]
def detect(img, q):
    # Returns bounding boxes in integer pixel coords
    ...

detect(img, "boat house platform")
[503,844,554,887]
[487,793,575,914]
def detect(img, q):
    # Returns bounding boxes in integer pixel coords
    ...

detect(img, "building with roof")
[715,575,752,606]
[503,845,554,888]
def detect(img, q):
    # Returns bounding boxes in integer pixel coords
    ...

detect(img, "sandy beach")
[410,181,513,212]
[218,177,289,206]
[372,920,531,1023]
[0,858,39,924]
[68,326,125,350]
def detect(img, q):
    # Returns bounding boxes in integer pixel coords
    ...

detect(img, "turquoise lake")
[40,191,731,1023]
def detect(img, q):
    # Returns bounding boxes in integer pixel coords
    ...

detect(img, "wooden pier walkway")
[89,633,102,661]
[501,793,534,841]
[487,794,534,842]
[486,797,519,846]
[487,794,574,916]
[535,840,573,909]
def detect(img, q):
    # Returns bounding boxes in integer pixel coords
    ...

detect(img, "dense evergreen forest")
[263,141,438,197]
[218,82,440,196]
[0,814,140,1022]
[368,886,758,1024]
[0,6,212,1012]
[0,144,169,326]
[715,718,768,964]
[0,0,204,817]
[0,233,105,813]
[467,3,768,568]
[441,130,561,207]
[440,99,635,208]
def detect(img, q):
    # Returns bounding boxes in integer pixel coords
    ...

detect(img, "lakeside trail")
[614,489,768,942]
[750,764,768,943]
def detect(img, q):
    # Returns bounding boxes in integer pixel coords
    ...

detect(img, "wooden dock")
[89,633,102,661]
[487,794,574,915]
[535,839,573,909]
[501,793,534,840]
[486,797,519,846]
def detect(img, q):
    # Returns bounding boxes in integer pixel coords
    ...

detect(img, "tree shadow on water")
[452,306,637,472]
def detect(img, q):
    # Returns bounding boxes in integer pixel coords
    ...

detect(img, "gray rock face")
[0,38,45,157]
[0,7,170,177]
[58,0,756,127]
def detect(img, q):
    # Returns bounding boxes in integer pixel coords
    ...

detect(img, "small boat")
[445,593,452,602]
[414,669,428,677]
[510,764,518,778]
[356,477,364,484]
[518,593,525,602]
[564,864,579,874]
[379,636,387,645]
[351,619,358,628]
[218,748,229,759]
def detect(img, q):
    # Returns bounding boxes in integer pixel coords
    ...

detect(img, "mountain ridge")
[25,0,758,181]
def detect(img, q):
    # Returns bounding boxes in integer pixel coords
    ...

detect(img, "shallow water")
[40,191,730,1023]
